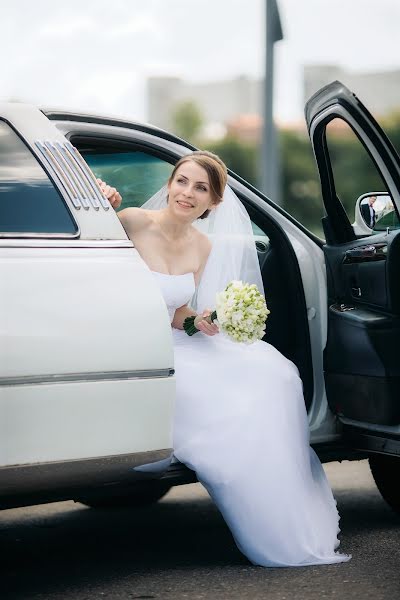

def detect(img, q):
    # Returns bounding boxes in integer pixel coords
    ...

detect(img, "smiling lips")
[177,200,194,208]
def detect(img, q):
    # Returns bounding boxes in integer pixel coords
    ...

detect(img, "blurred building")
[304,65,400,117]
[148,67,400,140]
[226,114,263,143]
[147,75,262,133]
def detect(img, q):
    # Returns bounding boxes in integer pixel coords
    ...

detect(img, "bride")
[100,151,351,567]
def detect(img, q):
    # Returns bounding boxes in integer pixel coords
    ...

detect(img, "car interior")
[241,197,314,411]
[309,108,400,428]
[323,228,400,426]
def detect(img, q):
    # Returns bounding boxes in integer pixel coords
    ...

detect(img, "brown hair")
[168,150,228,219]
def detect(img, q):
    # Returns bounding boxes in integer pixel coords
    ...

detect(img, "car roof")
[41,108,196,152]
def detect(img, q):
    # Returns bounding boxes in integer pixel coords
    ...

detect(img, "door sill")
[342,423,400,457]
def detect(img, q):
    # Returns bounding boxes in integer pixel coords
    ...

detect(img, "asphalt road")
[1,460,399,600]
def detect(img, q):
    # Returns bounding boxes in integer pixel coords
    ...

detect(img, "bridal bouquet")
[184,280,270,344]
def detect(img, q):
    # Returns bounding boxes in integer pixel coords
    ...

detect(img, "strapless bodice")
[151,271,195,323]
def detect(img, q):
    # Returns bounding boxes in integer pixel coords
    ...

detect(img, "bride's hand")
[194,309,219,336]
[97,178,122,209]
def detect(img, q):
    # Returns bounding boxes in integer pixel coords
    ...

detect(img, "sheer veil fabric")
[141,184,264,312]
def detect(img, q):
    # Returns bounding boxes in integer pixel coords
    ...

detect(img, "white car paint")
[0,107,176,483]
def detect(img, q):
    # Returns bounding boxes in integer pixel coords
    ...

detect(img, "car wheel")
[369,454,400,515]
[77,482,172,508]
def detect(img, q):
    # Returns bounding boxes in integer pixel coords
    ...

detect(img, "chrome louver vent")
[35,140,110,211]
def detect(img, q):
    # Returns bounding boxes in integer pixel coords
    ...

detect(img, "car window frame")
[68,133,271,239]
[310,105,400,245]
[71,135,177,212]
[0,118,79,240]
[68,134,177,171]
[325,117,392,233]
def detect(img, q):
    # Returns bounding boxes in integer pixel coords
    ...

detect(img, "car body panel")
[0,243,175,468]
[0,246,173,378]
[305,81,400,448]
[5,82,400,508]
[0,106,176,502]
[0,103,128,241]
[1,377,175,465]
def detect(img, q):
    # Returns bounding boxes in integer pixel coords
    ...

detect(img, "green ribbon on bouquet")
[183,311,218,336]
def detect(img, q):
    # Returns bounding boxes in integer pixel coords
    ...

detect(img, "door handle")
[345,245,376,259]
[343,244,387,263]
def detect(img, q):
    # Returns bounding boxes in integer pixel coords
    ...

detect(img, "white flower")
[215,281,270,344]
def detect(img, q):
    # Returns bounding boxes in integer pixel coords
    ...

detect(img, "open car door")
[305,81,400,457]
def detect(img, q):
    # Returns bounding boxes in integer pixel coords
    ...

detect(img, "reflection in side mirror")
[360,195,379,228]
[353,192,399,235]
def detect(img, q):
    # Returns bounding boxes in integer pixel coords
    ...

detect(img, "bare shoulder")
[117,207,153,235]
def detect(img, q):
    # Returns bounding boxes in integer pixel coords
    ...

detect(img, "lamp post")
[261,0,283,205]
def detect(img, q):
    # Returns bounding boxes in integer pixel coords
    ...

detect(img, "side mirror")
[353,192,398,235]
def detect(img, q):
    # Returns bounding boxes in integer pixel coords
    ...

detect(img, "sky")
[1,0,400,125]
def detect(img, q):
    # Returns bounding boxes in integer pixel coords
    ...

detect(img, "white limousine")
[2,81,400,514]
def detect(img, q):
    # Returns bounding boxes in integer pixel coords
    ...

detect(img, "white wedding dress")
[152,270,350,567]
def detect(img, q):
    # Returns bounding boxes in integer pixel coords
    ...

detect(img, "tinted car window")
[81,149,174,209]
[0,121,77,235]
[373,208,400,231]
[81,145,269,241]
[325,118,391,236]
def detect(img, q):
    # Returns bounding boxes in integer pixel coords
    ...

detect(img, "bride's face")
[168,160,216,221]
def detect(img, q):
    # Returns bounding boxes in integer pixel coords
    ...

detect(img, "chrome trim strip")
[35,141,81,209]
[0,239,133,247]
[0,231,80,240]
[0,368,175,387]
[56,142,100,211]
[63,142,106,210]
[63,148,100,210]
[44,141,90,210]
[66,142,111,210]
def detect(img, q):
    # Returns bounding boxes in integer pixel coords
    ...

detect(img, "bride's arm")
[171,305,197,330]
[171,305,218,334]
[95,178,150,237]
[117,207,151,238]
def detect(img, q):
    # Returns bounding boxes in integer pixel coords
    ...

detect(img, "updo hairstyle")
[168,150,228,219]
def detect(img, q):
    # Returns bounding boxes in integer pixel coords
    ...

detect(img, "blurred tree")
[205,136,260,187]
[381,111,400,156]
[279,129,323,235]
[280,114,400,237]
[200,113,400,239]
[171,101,203,144]
[325,123,388,217]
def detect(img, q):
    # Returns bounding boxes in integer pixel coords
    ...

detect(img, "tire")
[77,482,172,509]
[369,454,400,515]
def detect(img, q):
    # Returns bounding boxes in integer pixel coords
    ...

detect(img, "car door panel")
[325,304,400,425]
[323,231,400,425]
[325,233,400,311]
[306,82,400,431]
[0,107,175,473]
